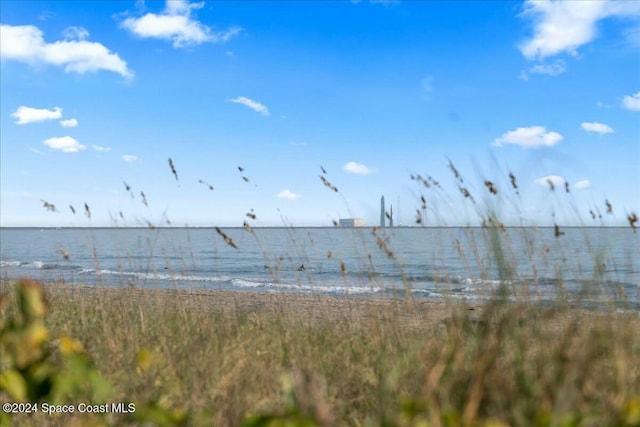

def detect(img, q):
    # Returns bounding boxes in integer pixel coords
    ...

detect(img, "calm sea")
[1,227,638,307]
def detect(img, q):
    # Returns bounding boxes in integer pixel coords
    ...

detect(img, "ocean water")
[1,227,638,306]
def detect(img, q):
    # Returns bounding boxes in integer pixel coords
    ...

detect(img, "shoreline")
[3,279,634,329]
[9,280,455,328]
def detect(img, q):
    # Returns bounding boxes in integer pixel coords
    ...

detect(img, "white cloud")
[581,121,614,134]
[519,1,606,59]
[575,179,591,189]
[165,0,202,15]
[493,126,563,148]
[11,106,62,124]
[62,26,89,41]
[520,60,566,79]
[121,14,210,47]
[519,0,640,59]
[535,175,565,187]
[121,0,241,48]
[622,91,640,111]
[92,145,111,152]
[43,136,86,153]
[60,118,78,128]
[276,189,301,200]
[0,24,132,78]
[597,101,612,109]
[215,26,242,43]
[123,154,138,162]
[229,96,270,116]
[343,161,374,175]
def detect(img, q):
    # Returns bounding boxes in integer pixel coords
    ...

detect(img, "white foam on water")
[231,278,265,288]
[93,268,231,283]
[230,277,383,295]
[0,260,23,267]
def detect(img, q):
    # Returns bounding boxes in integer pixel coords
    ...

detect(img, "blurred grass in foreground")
[1,279,639,427]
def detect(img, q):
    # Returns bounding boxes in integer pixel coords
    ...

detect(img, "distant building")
[380,195,396,227]
[339,218,365,227]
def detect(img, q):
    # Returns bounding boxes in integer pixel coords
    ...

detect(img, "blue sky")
[1,0,639,227]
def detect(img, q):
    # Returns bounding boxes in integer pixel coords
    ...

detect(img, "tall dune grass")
[2,281,639,426]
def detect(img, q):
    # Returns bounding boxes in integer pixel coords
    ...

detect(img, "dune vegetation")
[2,276,640,427]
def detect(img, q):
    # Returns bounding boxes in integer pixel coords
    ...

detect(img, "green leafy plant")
[0,279,187,426]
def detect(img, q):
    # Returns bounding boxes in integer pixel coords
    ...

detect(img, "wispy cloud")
[29,147,47,155]
[575,179,591,189]
[62,26,90,41]
[11,106,62,125]
[520,60,566,80]
[123,154,138,162]
[519,0,640,60]
[38,11,53,22]
[622,91,640,111]
[0,24,132,78]
[343,161,374,175]
[276,189,301,200]
[581,121,614,134]
[121,0,242,48]
[60,118,78,128]
[534,175,564,187]
[43,136,86,153]
[230,96,270,116]
[92,145,111,152]
[493,126,562,148]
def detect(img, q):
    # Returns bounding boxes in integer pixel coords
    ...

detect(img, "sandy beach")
[31,281,457,327]
[5,280,620,331]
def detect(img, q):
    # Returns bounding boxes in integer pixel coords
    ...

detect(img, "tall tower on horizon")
[380,196,385,227]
